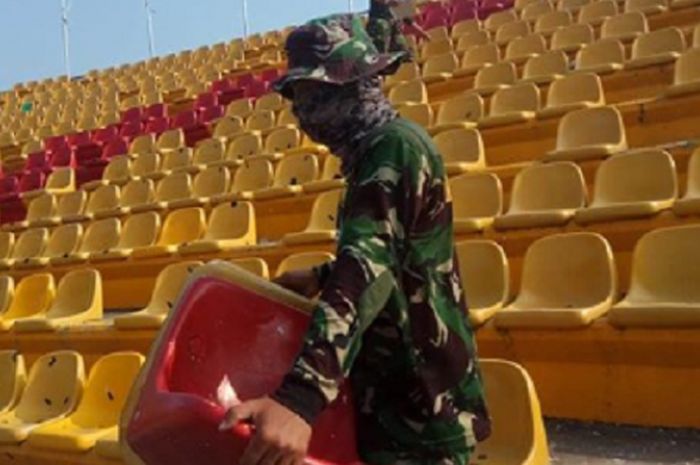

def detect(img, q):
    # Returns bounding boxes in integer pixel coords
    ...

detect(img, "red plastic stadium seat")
[244,80,270,99]
[212,79,246,106]
[172,111,210,146]
[200,105,225,124]
[68,132,102,163]
[146,103,168,121]
[0,176,19,201]
[122,107,144,125]
[19,171,45,194]
[24,152,51,174]
[44,136,68,153]
[120,120,143,140]
[123,264,363,465]
[453,3,478,21]
[49,146,76,168]
[194,92,220,112]
[236,74,256,88]
[102,137,130,160]
[260,69,281,83]
[146,117,170,136]
[92,126,120,146]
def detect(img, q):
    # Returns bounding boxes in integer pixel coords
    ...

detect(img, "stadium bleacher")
[1,0,700,462]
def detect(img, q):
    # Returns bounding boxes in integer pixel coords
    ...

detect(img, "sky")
[0,0,358,91]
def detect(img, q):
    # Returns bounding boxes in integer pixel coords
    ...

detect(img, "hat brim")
[273,51,407,99]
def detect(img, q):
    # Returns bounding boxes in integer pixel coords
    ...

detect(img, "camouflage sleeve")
[273,133,415,424]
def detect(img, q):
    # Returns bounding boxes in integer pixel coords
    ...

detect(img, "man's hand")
[273,269,320,298]
[220,398,312,465]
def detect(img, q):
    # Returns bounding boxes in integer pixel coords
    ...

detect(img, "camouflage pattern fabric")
[273,118,491,465]
[366,0,414,61]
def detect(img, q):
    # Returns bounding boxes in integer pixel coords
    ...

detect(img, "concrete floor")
[546,419,700,465]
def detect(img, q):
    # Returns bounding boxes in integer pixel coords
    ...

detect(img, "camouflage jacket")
[273,118,491,465]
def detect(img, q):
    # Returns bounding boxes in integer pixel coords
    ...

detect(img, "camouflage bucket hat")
[273,14,408,99]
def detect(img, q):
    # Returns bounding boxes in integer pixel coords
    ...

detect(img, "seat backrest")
[246,110,276,132]
[144,261,204,315]
[508,162,587,212]
[421,39,453,61]
[434,128,485,166]
[232,158,274,192]
[462,43,501,68]
[385,62,420,86]
[161,147,192,172]
[273,153,320,188]
[523,50,569,80]
[578,0,618,24]
[43,223,82,259]
[630,27,685,59]
[558,106,627,151]
[45,167,74,191]
[86,185,120,216]
[193,166,231,199]
[0,233,13,260]
[455,31,491,54]
[227,133,263,161]
[256,93,284,112]
[71,352,144,428]
[2,273,55,321]
[213,116,245,140]
[277,108,299,127]
[194,138,226,165]
[318,156,343,182]
[275,252,336,278]
[485,9,518,31]
[389,79,427,106]
[203,202,256,242]
[591,150,677,205]
[26,194,56,223]
[505,34,547,61]
[546,72,605,108]
[0,350,24,412]
[474,360,550,465]
[489,83,540,116]
[601,11,648,40]
[423,53,459,77]
[456,240,509,311]
[130,134,157,155]
[436,93,484,125]
[12,228,49,261]
[265,127,301,153]
[683,148,700,199]
[131,152,161,178]
[226,98,255,119]
[516,233,616,310]
[46,268,102,319]
[0,276,14,316]
[307,189,344,231]
[230,258,270,279]
[474,62,517,88]
[625,0,669,14]
[158,208,206,246]
[155,172,192,202]
[79,218,121,254]
[157,129,186,152]
[452,19,481,38]
[119,212,161,249]
[450,173,503,219]
[626,225,700,304]
[14,351,85,423]
[495,20,532,43]
[674,48,700,85]
[551,23,595,50]
[103,156,131,182]
[535,10,573,34]
[398,103,434,128]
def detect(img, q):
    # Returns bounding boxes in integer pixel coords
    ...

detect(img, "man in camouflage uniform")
[220,14,490,465]
[366,0,427,60]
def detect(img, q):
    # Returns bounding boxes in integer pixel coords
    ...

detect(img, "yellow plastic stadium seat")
[170,166,231,209]
[494,232,616,328]
[505,34,547,64]
[433,128,486,175]
[156,129,185,154]
[538,73,605,119]
[471,62,518,96]
[0,351,84,444]
[626,28,686,69]
[456,43,501,76]
[96,179,154,218]
[82,155,131,191]
[430,94,483,135]
[224,132,263,165]
[91,212,160,261]
[494,162,587,229]
[246,110,277,133]
[426,26,450,42]
[214,158,274,202]
[420,39,454,62]
[551,23,595,52]
[23,167,75,200]
[665,48,700,98]
[535,10,573,35]
[226,98,255,119]
[456,241,509,326]
[521,50,568,84]
[0,350,24,415]
[545,106,627,161]
[454,31,491,56]
[230,258,270,279]
[384,62,421,89]
[521,0,556,21]
[179,202,256,254]
[0,276,15,320]
[451,19,481,39]
[9,194,56,231]
[625,0,668,14]
[389,79,428,106]
[129,133,157,156]
[574,38,625,74]
[25,352,144,452]
[694,23,700,47]
[578,0,618,26]
[20,223,82,268]
[0,274,55,331]
[485,9,519,32]
[0,228,48,270]
[450,173,503,233]
[673,149,700,216]
[13,269,102,332]
[132,208,206,258]
[479,83,540,128]
[191,138,226,170]
[275,252,335,277]
[282,189,344,245]
[575,150,677,224]
[113,262,203,329]
[95,428,121,460]
[254,153,320,200]
[262,127,303,160]
[255,93,285,112]
[213,116,245,141]
[303,156,345,193]
[56,218,121,265]
[132,172,192,213]
[495,20,532,45]
[398,103,434,128]
[73,184,120,222]
[601,12,649,42]
[277,108,299,128]
[610,225,700,327]
[473,360,550,465]
[422,53,459,84]
[131,152,161,180]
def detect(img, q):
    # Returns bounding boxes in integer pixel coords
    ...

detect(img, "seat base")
[575,202,671,225]
[89,249,133,262]
[252,186,303,200]
[27,421,116,452]
[478,112,535,128]
[302,179,346,194]
[131,245,179,259]
[665,81,700,99]
[537,102,600,120]
[454,217,494,234]
[545,144,623,161]
[113,312,166,329]
[494,211,575,230]
[468,305,503,327]
[179,239,255,255]
[282,231,337,246]
[427,121,479,136]
[609,303,700,327]
[493,304,611,328]
[625,53,680,70]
